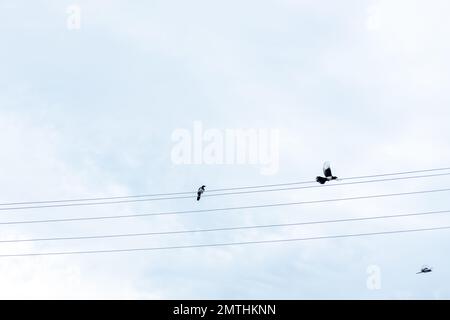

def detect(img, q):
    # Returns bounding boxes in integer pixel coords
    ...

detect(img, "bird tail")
[316,176,327,184]
[197,195,201,201]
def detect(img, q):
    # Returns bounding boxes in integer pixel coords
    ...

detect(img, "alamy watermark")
[171,121,280,175]
[366,264,381,290]
[66,4,81,30]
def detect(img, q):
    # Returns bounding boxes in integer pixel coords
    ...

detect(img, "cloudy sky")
[0,0,449,299]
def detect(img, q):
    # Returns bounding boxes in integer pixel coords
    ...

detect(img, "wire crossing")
[0,171,449,212]
[0,187,449,225]
[0,166,449,208]
[201,173,450,199]
[1,225,450,258]
[0,166,448,257]
[0,209,449,244]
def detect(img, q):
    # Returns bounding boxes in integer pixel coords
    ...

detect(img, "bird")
[316,161,338,184]
[416,265,433,274]
[197,185,206,201]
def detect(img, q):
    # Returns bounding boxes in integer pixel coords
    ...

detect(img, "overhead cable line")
[0,172,449,212]
[0,166,449,208]
[1,187,449,225]
[1,225,450,258]
[1,209,449,244]
[201,173,450,199]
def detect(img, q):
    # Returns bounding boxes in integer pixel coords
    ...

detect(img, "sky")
[0,0,450,299]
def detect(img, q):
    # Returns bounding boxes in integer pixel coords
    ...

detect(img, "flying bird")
[316,161,338,184]
[197,185,206,201]
[417,265,433,274]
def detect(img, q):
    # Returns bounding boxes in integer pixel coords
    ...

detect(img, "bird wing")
[323,161,332,177]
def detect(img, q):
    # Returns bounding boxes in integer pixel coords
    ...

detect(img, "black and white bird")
[197,185,206,201]
[316,161,338,184]
[416,265,433,274]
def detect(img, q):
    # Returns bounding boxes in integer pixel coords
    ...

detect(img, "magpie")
[316,161,338,184]
[197,185,206,201]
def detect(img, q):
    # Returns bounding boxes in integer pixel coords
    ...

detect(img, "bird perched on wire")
[316,161,338,184]
[197,185,206,201]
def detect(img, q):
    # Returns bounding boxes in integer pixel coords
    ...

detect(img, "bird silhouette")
[316,161,338,184]
[197,185,206,201]
[416,265,433,274]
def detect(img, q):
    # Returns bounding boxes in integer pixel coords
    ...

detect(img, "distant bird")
[417,265,433,274]
[197,185,206,201]
[316,161,338,184]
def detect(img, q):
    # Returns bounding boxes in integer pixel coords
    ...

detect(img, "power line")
[201,173,450,199]
[1,225,449,258]
[0,172,449,212]
[1,187,449,225]
[0,166,449,208]
[1,209,449,244]
[338,166,450,181]
[202,167,450,191]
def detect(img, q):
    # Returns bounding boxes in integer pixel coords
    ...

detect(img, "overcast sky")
[0,0,450,299]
